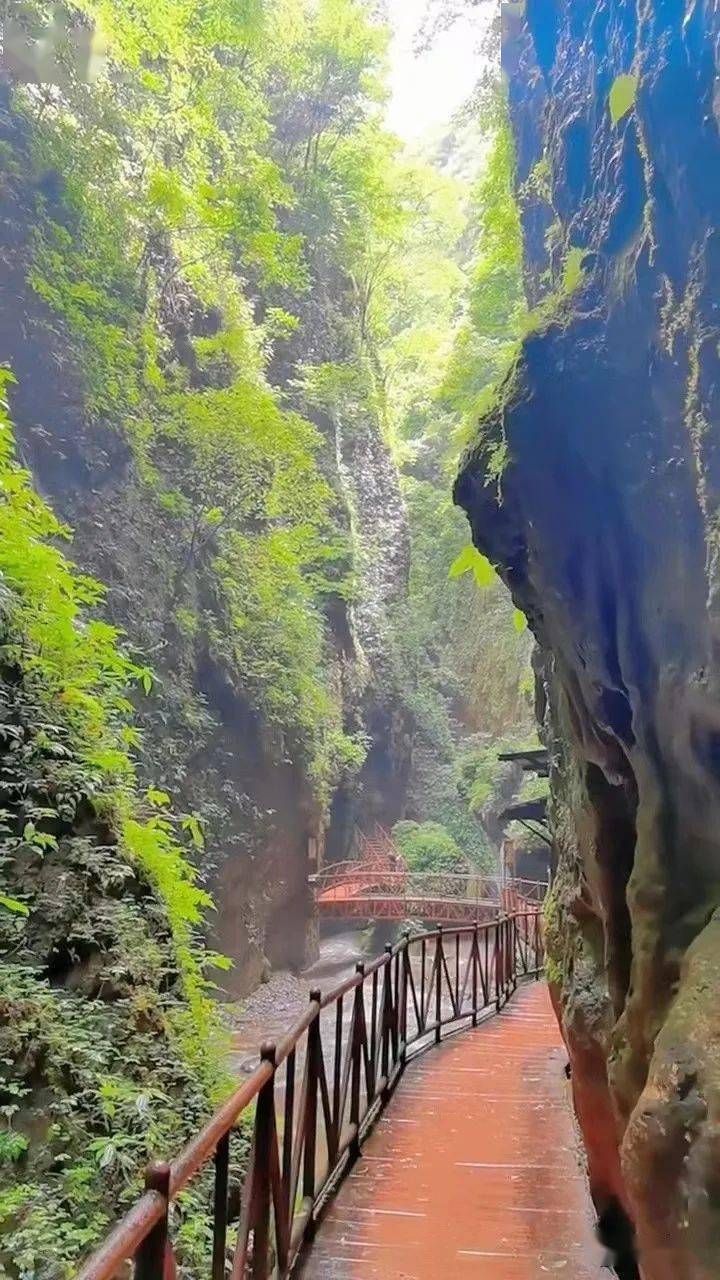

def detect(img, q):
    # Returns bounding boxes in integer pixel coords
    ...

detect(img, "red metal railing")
[77,912,543,1280]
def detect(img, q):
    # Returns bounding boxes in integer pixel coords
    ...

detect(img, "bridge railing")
[314,866,548,906]
[77,912,543,1280]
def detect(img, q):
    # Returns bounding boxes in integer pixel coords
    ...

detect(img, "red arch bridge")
[313,863,545,923]
[311,834,547,924]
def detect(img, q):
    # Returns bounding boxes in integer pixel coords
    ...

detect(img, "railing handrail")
[77,910,543,1280]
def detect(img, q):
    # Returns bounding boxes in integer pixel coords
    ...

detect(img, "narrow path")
[301,984,605,1279]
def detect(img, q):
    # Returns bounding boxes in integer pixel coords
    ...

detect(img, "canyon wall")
[0,66,412,994]
[455,3,720,1276]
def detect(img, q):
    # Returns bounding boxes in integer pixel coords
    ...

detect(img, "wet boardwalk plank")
[300,983,604,1279]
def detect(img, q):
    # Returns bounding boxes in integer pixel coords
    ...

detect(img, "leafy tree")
[441,111,526,450]
[392,820,465,873]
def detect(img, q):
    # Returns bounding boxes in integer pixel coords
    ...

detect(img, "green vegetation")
[377,100,533,872]
[609,73,639,125]
[0,1,537,1270]
[458,743,512,816]
[442,112,527,451]
[0,372,226,1271]
[562,246,587,295]
[13,0,370,808]
[392,820,465,873]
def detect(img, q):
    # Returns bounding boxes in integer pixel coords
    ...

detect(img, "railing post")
[349,966,364,1161]
[250,1043,276,1280]
[135,1162,171,1280]
[472,923,479,1026]
[369,968,378,1095]
[400,932,410,1066]
[420,937,427,1032]
[393,945,401,1058]
[495,921,502,1012]
[211,1133,230,1280]
[380,945,394,1099]
[282,1048,296,1225]
[303,991,321,1239]
[332,995,343,1145]
[435,926,443,1043]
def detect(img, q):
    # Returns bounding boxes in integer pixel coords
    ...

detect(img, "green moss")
[562,246,587,295]
[541,886,565,988]
[518,774,549,805]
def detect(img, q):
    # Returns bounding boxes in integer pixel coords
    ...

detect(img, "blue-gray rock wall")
[456,4,720,1275]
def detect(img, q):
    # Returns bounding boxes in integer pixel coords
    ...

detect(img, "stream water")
[229,926,370,1075]
[228,918,492,1079]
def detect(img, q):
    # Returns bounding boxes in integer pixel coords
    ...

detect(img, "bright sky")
[384,0,486,141]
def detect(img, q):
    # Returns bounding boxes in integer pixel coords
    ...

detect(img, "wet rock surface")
[456,3,720,1277]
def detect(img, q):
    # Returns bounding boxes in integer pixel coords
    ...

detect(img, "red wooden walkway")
[301,983,603,1279]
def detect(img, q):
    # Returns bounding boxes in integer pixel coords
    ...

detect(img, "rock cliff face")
[0,83,411,996]
[456,3,720,1276]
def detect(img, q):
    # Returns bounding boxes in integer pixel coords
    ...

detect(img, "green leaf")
[449,545,499,588]
[0,895,29,916]
[472,555,500,589]
[562,247,586,295]
[448,545,477,579]
[609,74,639,125]
[146,787,171,808]
[181,814,205,850]
[513,608,528,633]
[203,950,233,972]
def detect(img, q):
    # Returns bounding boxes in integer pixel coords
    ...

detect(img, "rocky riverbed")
[226,926,371,1075]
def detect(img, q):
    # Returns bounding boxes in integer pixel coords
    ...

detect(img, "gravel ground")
[225,928,369,1073]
